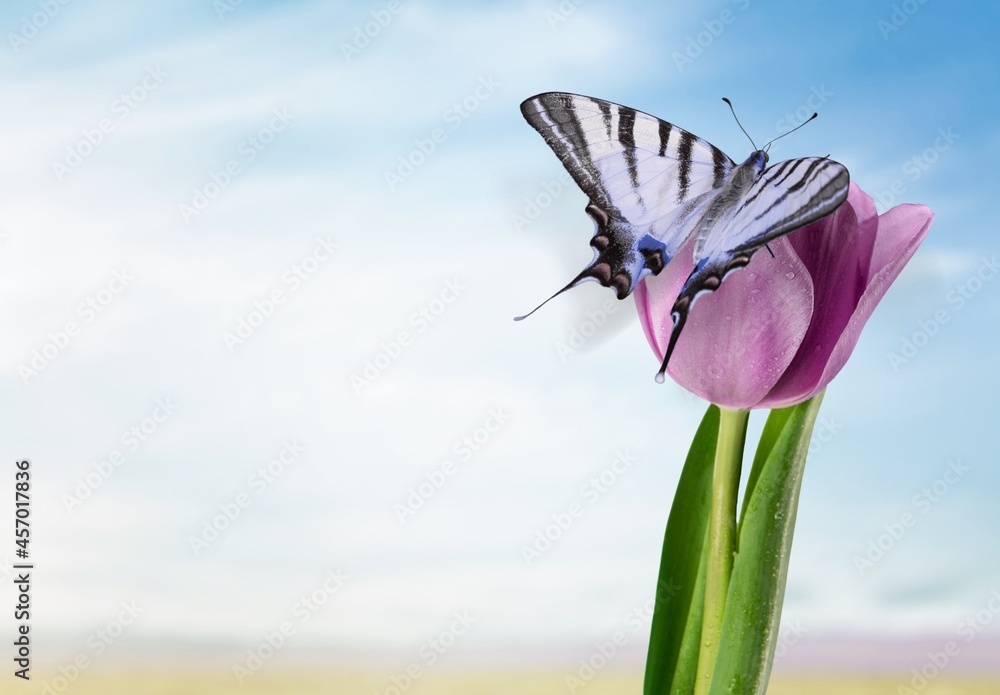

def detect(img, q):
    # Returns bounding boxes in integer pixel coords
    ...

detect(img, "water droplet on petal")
[785,271,796,280]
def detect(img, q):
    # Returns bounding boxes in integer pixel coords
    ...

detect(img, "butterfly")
[515,92,850,382]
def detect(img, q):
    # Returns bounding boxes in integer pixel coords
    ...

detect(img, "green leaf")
[708,392,825,695]
[737,405,796,533]
[644,405,719,695]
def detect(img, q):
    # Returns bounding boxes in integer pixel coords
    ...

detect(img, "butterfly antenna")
[722,97,757,151]
[762,112,818,150]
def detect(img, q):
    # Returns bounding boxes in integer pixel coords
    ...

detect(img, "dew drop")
[785,271,796,280]
[655,372,665,384]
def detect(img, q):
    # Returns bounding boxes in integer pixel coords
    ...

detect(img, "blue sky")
[0,0,998,677]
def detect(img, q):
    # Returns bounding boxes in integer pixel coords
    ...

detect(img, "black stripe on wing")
[617,106,648,212]
[676,131,695,202]
[657,121,672,157]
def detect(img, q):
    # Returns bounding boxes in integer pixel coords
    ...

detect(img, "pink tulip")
[634,183,934,410]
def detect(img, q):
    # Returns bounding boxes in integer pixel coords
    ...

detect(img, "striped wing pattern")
[662,156,850,375]
[699,156,850,259]
[516,93,734,312]
[517,92,850,378]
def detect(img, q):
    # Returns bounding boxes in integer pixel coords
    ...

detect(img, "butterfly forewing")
[698,156,850,259]
[521,93,734,227]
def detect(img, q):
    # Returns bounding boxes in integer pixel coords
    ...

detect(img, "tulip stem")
[693,406,749,695]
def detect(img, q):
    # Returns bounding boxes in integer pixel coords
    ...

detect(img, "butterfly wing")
[516,93,735,318]
[656,156,850,377]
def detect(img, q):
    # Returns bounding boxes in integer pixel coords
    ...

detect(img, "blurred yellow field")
[30,671,1000,695]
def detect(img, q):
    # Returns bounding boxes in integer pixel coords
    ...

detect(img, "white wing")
[698,157,849,260]
[655,156,850,377]
[516,93,735,318]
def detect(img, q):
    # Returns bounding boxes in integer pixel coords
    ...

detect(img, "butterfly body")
[517,93,849,380]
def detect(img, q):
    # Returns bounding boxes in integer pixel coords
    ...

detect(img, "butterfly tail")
[513,269,594,322]
[654,304,688,383]
[515,203,666,321]
[653,252,754,382]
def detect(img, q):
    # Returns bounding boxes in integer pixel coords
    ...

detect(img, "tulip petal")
[761,187,933,408]
[759,185,878,407]
[635,237,814,410]
[811,203,934,396]
[868,202,935,285]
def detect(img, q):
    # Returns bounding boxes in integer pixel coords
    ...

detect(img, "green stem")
[693,407,749,695]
